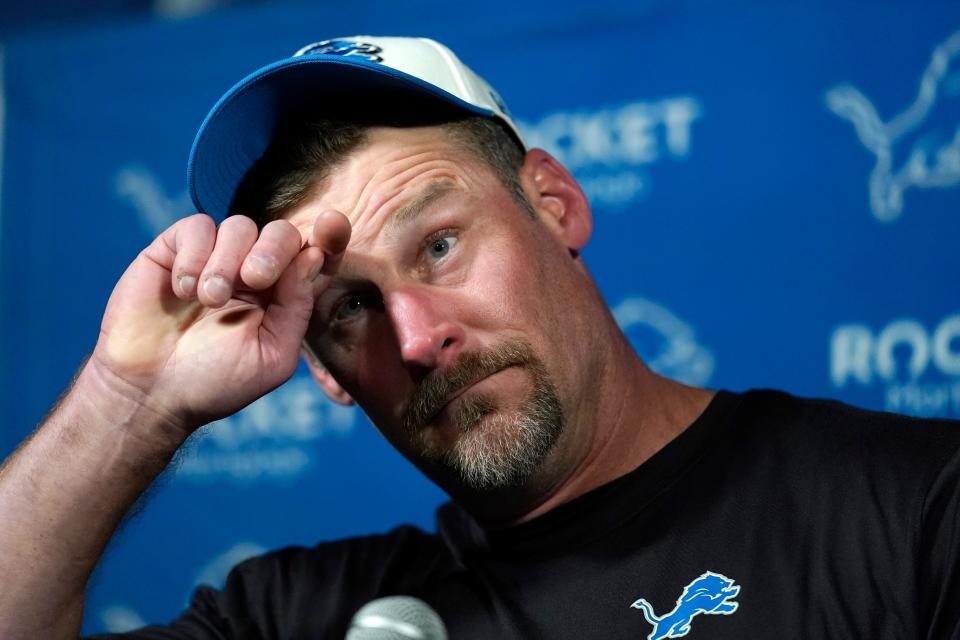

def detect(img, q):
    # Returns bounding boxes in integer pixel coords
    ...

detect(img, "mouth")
[401,339,537,436]
[426,367,511,426]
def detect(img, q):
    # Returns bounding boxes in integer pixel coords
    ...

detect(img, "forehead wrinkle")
[347,166,462,248]
[386,179,457,232]
[345,150,444,231]
[316,176,463,306]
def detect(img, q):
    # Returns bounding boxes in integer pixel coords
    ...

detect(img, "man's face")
[287,126,590,495]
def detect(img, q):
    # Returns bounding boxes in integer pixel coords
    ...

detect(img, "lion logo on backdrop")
[115,165,192,237]
[826,29,960,222]
[630,571,741,640]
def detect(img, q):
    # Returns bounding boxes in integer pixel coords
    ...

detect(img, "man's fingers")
[197,215,258,307]
[239,220,302,290]
[168,214,216,299]
[259,210,349,345]
[309,210,352,275]
[161,210,344,309]
[260,246,325,354]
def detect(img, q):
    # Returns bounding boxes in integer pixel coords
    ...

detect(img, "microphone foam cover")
[345,595,448,640]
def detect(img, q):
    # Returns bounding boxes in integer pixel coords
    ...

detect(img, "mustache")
[401,340,536,433]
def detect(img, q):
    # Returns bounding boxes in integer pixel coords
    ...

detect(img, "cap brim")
[188,55,495,220]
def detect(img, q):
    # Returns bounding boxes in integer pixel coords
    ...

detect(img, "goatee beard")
[401,339,564,491]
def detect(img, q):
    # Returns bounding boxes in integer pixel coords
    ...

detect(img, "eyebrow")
[386,179,457,232]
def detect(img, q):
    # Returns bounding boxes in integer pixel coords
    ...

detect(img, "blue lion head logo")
[630,571,740,640]
[680,573,739,604]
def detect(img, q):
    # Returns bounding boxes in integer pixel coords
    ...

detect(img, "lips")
[427,369,504,424]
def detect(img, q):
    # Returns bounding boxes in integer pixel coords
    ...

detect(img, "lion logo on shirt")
[629,571,740,639]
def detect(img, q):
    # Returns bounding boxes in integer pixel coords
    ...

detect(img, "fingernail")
[178,275,197,296]
[246,255,279,280]
[203,275,231,302]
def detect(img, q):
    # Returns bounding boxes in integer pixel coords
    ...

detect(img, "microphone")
[345,596,448,640]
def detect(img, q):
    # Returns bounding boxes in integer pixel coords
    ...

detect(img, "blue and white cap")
[188,36,525,220]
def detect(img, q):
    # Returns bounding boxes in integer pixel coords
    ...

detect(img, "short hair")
[231,116,530,226]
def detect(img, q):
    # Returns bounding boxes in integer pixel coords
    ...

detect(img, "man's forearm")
[0,208,331,638]
[0,362,188,640]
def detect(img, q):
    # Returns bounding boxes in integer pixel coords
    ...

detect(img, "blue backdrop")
[1,1,958,634]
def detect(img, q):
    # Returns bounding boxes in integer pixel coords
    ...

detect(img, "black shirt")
[91,390,960,639]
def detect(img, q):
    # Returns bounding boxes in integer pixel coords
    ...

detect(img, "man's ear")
[519,148,593,252]
[301,345,354,406]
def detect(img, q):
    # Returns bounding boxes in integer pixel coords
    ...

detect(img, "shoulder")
[195,525,453,638]
[84,526,453,639]
[736,388,960,448]
[730,388,960,493]
[227,524,448,592]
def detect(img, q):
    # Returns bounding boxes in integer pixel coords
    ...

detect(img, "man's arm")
[0,211,350,639]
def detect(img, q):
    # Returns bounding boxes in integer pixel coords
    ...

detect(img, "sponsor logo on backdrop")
[826,29,960,222]
[613,296,714,386]
[831,313,960,418]
[518,96,703,212]
[115,165,192,236]
[175,375,358,483]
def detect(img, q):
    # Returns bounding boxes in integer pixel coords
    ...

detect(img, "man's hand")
[0,209,351,640]
[90,210,351,435]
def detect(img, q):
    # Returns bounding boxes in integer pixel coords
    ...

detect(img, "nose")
[386,286,465,373]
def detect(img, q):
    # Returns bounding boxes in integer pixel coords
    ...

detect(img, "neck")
[460,321,715,527]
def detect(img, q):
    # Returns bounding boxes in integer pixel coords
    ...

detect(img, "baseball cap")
[188,36,525,220]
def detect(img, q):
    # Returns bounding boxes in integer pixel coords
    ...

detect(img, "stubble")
[401,339,564,490]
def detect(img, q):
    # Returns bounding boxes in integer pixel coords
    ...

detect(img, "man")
[0,36,958,639]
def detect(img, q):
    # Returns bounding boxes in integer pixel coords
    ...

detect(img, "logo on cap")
[294,39,384,63]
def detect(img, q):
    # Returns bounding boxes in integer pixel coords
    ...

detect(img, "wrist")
[71,358,196,454]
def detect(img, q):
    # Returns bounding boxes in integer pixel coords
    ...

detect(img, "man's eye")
[426,235,458,260]
[333,294,378,322]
